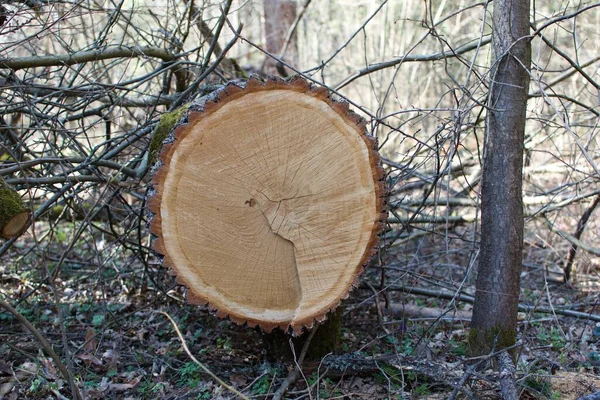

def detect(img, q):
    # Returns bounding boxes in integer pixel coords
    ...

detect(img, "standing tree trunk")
[263,0,298,76]
[468,0,531,356]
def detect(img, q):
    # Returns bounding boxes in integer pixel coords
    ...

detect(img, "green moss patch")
[148,105,189,166]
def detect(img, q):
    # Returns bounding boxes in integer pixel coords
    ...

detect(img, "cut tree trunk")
[149,76,387,334]
[0,177,30,239]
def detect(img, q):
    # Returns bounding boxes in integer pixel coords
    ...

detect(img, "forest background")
[0,0,599,398]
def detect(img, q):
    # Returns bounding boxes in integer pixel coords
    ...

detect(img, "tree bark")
[261,308,343,361]
[469,0,531,356]
[0,177,30,239]
[263,0,297,76]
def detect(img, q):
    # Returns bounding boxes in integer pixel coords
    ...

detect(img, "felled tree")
[149,76,386,333]
[0,177,30,239]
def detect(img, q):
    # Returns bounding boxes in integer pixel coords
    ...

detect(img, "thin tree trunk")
[263,0,297,76]
[469,0,531,356]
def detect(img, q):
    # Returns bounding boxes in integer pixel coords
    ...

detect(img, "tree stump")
[149,76,386,334]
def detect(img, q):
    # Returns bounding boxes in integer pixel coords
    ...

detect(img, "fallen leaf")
[0,359,12,376]
[102,349,119,370]
[40,358,58,380]
[109,376,140,392]
[230,373,247,387]
[84,328,98,353]
[76,353,103,367]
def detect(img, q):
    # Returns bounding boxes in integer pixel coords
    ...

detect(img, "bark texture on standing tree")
[469,0,531,355]
[263,0,297,76]
[149,76,387,334]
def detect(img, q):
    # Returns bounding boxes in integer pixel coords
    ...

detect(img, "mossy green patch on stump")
[148,105,189,166]
[0,178,30,238]
[467,324,517,358]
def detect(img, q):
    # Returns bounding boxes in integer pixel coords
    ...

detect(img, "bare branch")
[335,36,492,89]
[0,45,178,70]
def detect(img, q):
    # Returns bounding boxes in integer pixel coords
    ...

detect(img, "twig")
[159,311,249,399]
[546,218,600,257]
[578,391,600,400]
[272,326,319,400]
[388,215,477,224]
[391,190,600,208]
[336,36,492,89]
[316,0,388,72]
[531,3,600,39]
[0,156,138,178]
[169,20,241,110]
[564,195,600,281]
[366,282,391,335]
[0,297,82,400]
[447,363,478,400]
[529,55,600,97]
[200,0,233,72]
[5,175,119,185]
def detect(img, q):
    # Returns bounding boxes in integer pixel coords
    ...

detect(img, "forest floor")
[1,223,600,400]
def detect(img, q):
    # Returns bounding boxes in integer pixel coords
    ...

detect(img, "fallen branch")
[392,189,600,209]
[386,303,472,322]
[388,187,600,225]
[564,195,600,281]
[160,311,249,399]
[0,182,75,257]
[312,352,458,391]
[0,298,82,400]
[366,283,600,322]
[388,215,477,224]
[448,364,478,400]
[497,351,519,400]
[546,218,600,257]
[272,326,318,400]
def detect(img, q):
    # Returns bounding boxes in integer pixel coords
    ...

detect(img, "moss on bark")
[467,324,517,357]
[148,105,189,166]
[0,178,30,238]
